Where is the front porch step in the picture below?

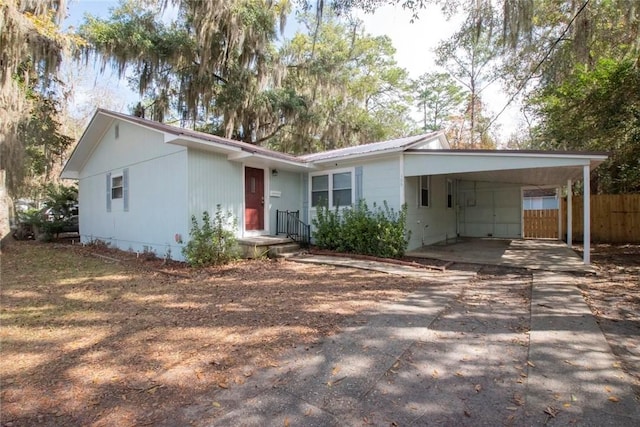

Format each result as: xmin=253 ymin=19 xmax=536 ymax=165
xmin=268 ymin=242 xmax=301 ymax=258
xmin=237 ymin=236 xmax=302 ymax=259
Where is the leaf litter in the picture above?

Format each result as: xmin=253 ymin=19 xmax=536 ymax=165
xmin=0 ymin=241 xmax=422 ymax=426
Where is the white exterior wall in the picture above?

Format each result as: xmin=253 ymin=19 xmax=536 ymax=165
xmin=187 ymin=150 xmax=244 ymax=234
xmin=404 ymin=175 xmax=457 ymax=250
xmin=457 ymin=180 xmax=522 ymax=238
xmin=307 ymin=156 xmax=402 ymax=239
xmin=268 ymin=170 xmax=304 ymax=234
xmin=78 ymin=119 xmax=189 ymax=259
xmin=361 ymin=157 xmax=402 ymax=210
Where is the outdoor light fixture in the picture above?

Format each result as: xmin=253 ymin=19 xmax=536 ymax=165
xmin=272 ymin=169 xmax=278 ymax=176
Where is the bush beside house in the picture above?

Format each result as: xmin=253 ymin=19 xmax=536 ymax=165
xmin=313 ymin=200 xmax=410 ymax=258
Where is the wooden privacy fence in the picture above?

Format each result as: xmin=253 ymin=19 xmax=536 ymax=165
xmin=523 ymin=209 xmax=559 ymax=239
xmin=561 ymin=194 xmax=640 ymax=243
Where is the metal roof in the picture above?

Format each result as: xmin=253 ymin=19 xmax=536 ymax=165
xmin=98 ymin=109 xmax=303 ymax=164
xmin=299 ymin=132 xmax=444 ymax=162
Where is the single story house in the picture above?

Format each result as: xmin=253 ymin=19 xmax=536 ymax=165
xmin=61 ymin=109 xmax=607 ymax=264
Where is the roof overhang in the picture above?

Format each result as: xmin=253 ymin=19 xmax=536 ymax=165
xmin=61 ymin=109 xmax=314 ymax=179
xmin=60 ymin=112 xmax=116 ymax=179
xmin=301 ymin=132 xmax=448 ymax=164
xmin=166 ymin=135 xmax=315 ymax=172
xmin=404 ymin=150 xmax=608 ymax=186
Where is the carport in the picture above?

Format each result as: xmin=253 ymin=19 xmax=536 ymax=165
xmin=403 ymin=149 xmax=609 ymax=265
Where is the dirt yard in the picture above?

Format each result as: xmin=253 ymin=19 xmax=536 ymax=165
xmin=1 ymin=241 xmax=426 ymax=426
xmin=577 ymin=244 xmax=640 ymax=396
xmin=1 ymin=240 xmax=638 ymax=426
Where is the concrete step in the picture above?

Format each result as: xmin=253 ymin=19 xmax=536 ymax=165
xmin=268 ymin=242 xmax=301 ymax=258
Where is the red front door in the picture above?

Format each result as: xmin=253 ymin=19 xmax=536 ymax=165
xmin=244 ymin=167 xmax=264 ymax=231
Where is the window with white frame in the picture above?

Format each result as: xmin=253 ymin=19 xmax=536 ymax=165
xmin=332 ymin=172 xmax=352 ymax=207
xmin=447 ymin=179 xmax=454 ymax=208
xmin=420 ymin=176 xmax=430 ymax=207
xmin=111 ymin=175 xmax=123 ymax=199
xmin=311 ymin=175 xmax=329 ymax=207
xmin=311 ymin=171 xmax=353 ymax=207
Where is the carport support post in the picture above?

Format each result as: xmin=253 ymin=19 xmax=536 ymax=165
xmin=567 ymin=179 xmax=572 ymax=247
xmin=583 ymin=166 xmax=591 ymax=265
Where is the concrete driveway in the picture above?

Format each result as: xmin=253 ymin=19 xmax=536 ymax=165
xmin=182 ymin=256 xmax=639 ymax=426
xmin=406 ymin=238 xmax=593 ymax=273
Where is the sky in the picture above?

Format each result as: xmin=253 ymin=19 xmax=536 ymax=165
xmin=63 ymin=0 xmax=521 ymax=139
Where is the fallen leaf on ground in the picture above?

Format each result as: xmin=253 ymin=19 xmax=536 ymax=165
xmin=608 ymin=396 xmax=620 ymax=402
xmin=544 ymin=406 xmax=559 ymax=418
xmin=513 ymin=393 xmax=524 ymax=406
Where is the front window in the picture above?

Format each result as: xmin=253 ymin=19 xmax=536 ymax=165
xmin=111 ymin=176 xmax=123 ymax=199
xmin=311 ymin=171 xmax=353 ymax=208
xmin=332 ymin=172 xmax=352 ymax=207
xmin=311 ymin=175 xmax=329 ymax=207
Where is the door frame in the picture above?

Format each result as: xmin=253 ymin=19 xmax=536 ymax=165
xmin=242 ymin=165 xmax=270 ymax=236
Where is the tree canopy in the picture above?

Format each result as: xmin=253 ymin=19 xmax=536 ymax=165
xmin=0 ymin=0 xmax=77 ymax=198
xmin=79 ymin=2 xmax=414 ymax=152
xmin=532 ymin=59 xmax=640 ymax=193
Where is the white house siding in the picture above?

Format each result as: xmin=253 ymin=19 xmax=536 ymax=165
xmin=360 ymin=157 xmax=403 ymax=210
xmin=187 ymin=150 xmax=244 ymax=235
xmin=78 ymin=119 xmax=189 ymax=259
xmin=457 ymin=181 xmax=522 ymax=238
xmin=404 ymin=175 xmax=457 ymax=250
xmin=268 ymin=169 xmax=304 ymax=234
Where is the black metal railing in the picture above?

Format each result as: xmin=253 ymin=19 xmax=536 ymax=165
xmin=276 ymin=210 xmax=311 ymax=248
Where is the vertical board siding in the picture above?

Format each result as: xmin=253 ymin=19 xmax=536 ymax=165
xmin=187 ymin=150 xmax=243 ymax=230
xmin=269 ymin=169 xmax=304 ymax=233
xmin=404 ymin=175 xmax=458 ymax=250
xmin=561 ymin=194 xmax=640 ymax=243
xmin=361 ymin=158 xmax=401 ymax=210
xmin=524 ymin=210 xmax=559 ymax=239
xmin=78 ymin=120 xmax=189 ymax=259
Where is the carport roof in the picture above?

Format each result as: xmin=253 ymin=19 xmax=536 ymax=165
xmin=404 ymin=149 xmax=608 ymax=186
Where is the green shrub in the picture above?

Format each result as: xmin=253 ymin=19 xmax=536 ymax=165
xmin=182 ymin=206 xmax=239 ymax=267
xmin=312 ymin=200 xmax=410 ymax=258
